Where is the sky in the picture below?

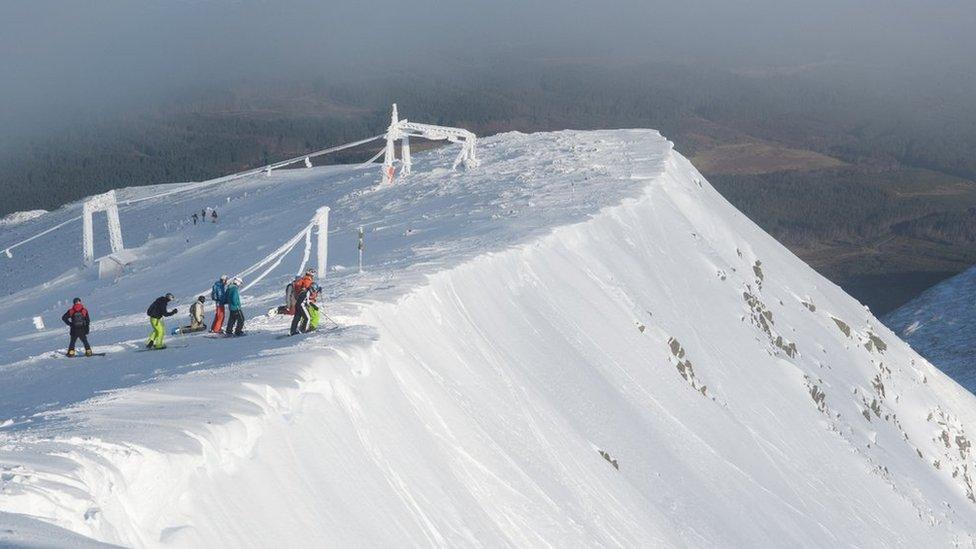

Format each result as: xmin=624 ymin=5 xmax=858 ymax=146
xmin=1 ymin=0 xmax=975 ymax=139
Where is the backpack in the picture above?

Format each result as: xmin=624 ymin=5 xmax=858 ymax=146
xmin=71 ymin=309 xmax=87 ymax=327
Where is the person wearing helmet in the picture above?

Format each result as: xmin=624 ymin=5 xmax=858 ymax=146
xmin=175 ymin=296 xmax=208 ymax=335
xmin=210 ymin=275 xmax=229 ymax=333
xmin=146 ymin=293 xmax=178 ymax=349
xmin=61 ymin=297 xmax=93 ymax=357
xmin=294 ymin=269 xmax=315 ymax=295
xmin=307 ymin=283 xmax=322 ymax=332
xmin=225 ymin=277 xmax=246 ymax=336
xmin=290 ymin=277 xmax=316 ymax=336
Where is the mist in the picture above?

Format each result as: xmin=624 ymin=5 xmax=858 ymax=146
xmin=2 ymin=0 xmax=975 ymax=137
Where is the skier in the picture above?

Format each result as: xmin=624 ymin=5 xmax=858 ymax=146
xmin=290 ymin=280 xmax=312 ymax=335
xmin=192 ymin=213 xmax=198 ymax=225
xmin=201 ymin=208 xmax=207 ymax=220
xmin=295 ymin=268 xmax=315 ymax=295
xmin=225 ymin=277 xmax=245 ymax=336
xmin=175 ymin=296 xmax=207 ymax=335
xmin=146 ymin=293 xmax=178 ymax=349
xmin=210 ymin=275 xmax=228 ymax=333
xmin=307 ymin=283 xmax=322 ymax=331
xmin=211 ymin=209 xmax=218 ymax=223
xmin=61 ymin=297 xmax=93 ymax=357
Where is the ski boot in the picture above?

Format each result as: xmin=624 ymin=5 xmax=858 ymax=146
xmin=85 ymin=349 xmax=93 ymax=357
xmin=66 ymin=349 xmax=76 ymax=357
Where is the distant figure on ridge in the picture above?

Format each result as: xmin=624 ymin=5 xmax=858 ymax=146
xmin=146 ymin=293 xmax=178 ymax=349
xmin=61 ymin=297 xmax=92 ymax=357
xmin=210 ymin=275 xmax=228 ymax=333
xmin=174 ymin=296 xmax=207 ymax=335
xmin=192 ymin=212 xmax=198 ymax=225
xmin=225 ymin=278 xmax=245 ymax=336
xmin=211 ymin=209 xmax=218 ymax=223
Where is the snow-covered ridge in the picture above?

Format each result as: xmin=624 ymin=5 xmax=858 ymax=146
xmin=0 ymin=210 xmax=47 ymax=227
xmin=3 ymin=130 xmax=976 ymax=546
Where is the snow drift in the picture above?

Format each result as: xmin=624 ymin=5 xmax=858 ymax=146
xmin=2 ymin=130 xmax=976 ymax=547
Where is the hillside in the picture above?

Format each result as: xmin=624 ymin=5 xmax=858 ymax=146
xmin=885 ymin=266 xmax=976 ymax=393
xmin=2 ymin=130 xmax=976 ymax=547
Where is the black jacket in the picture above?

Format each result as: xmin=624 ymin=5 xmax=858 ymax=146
xmin=147 ymin=297 xmax=177 ymax=319
xmin=295 ymin=287 xmax=310 ymax=306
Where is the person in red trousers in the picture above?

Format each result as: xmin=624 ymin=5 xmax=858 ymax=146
xmin=210 ymin=274 xmax=228 ymax=333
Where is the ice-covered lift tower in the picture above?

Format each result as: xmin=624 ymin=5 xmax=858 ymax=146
xmin=381 ymin=103 xmax=479 ymax=185
xmin=82 ymin=190 xmax=124 ymax=267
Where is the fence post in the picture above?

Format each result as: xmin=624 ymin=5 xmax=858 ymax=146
xmin=82 ymin=201 xmax=94 ymax=267
xmin=358 ymin=226 xmax=364 ymax=273
xmin=401 ymin=135 xmax=411 ymax=176
xmin=105 ymin=190 xmax=124 ymax=254
xmin=382 ymin=103 xmax=399 ymax=185
xmin=315 ymin=206 xmax=330 ymax=279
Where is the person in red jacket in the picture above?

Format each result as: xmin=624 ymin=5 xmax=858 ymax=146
xmin=61 ymin=297 xmax=92 ymax=357
xmin=294 ymin=269 xmax=315 ymax=295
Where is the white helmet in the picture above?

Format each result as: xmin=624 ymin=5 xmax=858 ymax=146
xmin=233 ymin=277 xmax=243 ymax=286
xmin=220 ymin=274 xmax=229 ymax=282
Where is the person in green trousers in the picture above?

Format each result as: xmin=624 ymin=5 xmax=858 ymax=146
xmin=146 ymin=293 xmax=178 ymax=349
xmin=305 ymin=283 xmax=323 ymax=331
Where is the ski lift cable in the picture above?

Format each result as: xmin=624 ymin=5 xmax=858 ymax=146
xmin=296 ymin=227 xmax=313 ymax=277
xmin=356 ymin=147 xmax=386 ymax=169
xmin=240 ymin=234 xmax=306 ymax=293
xmin=1 ymin=134 xmax=385 ymax=256
xmin=2 ymin=215 xmax=84 ymax=257
xmin=236 ymin=222 xmax=314 ymax=283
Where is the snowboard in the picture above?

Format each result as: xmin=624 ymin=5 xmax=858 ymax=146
xmin=267 ymin=306 xmax=293 ymax=317
xmin=275 ymin=326 xmax=339 ymax=340
xmin=173 ymin=327 xmax=208 ymax=336
xmin=135 ymin=344 xmax=189 ymax=352
xmin=62 ymin=352 xmax=107 ymax=357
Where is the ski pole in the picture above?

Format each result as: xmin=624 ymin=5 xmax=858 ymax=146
xmin=320 ymin=311 xmax=340 ymax=328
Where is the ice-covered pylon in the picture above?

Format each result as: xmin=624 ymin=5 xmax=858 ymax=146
xmin=380 ymin=103 xmax=479 ymax=185
xmin=82 ymin=190 xmax=125 ymax=266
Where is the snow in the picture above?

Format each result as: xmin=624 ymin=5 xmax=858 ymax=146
xmin=2 ymin=129 xmax=976 ymax=546
xmin=885 ymin=265 xmax=976 ymax=394
xmin=0 ymin=210 xmax=47 ymax=227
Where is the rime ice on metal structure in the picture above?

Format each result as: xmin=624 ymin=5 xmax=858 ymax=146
xmin=381 ymin=103 xmax=478 ymax=185
xmin=82 ymin=190 xmax=124 ymax=267
xmin=315 ymin=206 xmax=330 ymax=280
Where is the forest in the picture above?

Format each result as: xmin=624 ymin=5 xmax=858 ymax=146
xmin=2 ymin=60 xmax=975 ymax=312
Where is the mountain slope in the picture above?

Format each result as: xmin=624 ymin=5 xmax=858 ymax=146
xmin=885 ymin=265 xmax=976 ymax=393
xmin=2 ymin=130 xmax=976 ymax=547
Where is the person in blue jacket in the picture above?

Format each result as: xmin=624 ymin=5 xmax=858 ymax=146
xmin=224 ymin=277 xmax=245 ymax=336
xmin=210 ymin=275 xmax=228 ymax=333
